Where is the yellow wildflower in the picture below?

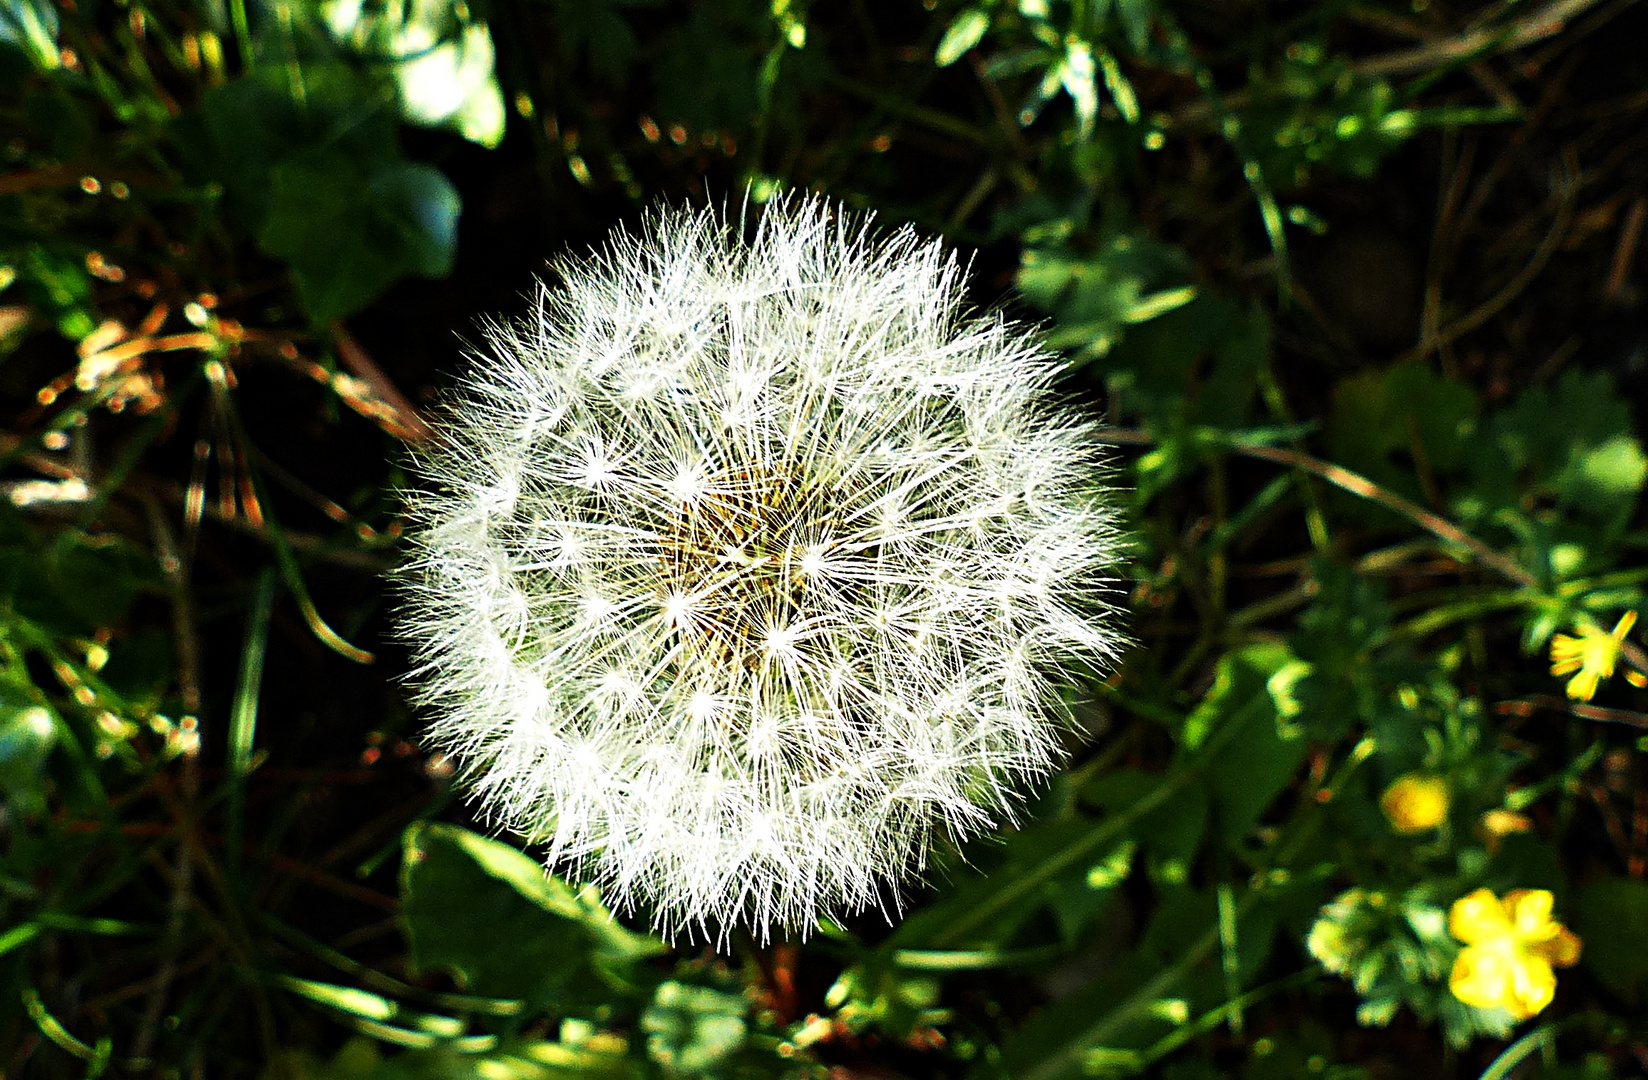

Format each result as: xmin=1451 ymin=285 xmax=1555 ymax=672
xmin=1448 ymin=888 xmax=1581 ymax=1019
xmin=1379 ymin=773 xmax=1450 ymax=834
xmin=1549 ymin=611 xmax=1645 ymax=701
xmin=1479 ymin=809 xmax=1532 ymax=853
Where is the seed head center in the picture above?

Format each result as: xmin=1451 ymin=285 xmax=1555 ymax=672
xmin=660 ymin=469 xmax=846 ymax=671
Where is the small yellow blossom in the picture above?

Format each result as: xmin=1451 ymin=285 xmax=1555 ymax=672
xmin=1448 ymin=888 xmax=1581 ymax=1019
xmin=1380 ymin=773 xmax=1450 ymax=834
xmin=1549 ymin=611 xmax=1644 ymax=701
xmin=1479 ymin=809 xmax=1532 ymax=853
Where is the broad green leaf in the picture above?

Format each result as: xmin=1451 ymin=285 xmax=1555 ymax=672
xmin=974 ymin=950 xmax=1181 ymax=1080
xmin=1326 ymin=360 xmax=1480 ymax=509
xmin=1494 ymin=371 xmax=1637 ymax=478
xmin=181 ymin=63 xmax=401 ymax=233
xmin=400 ymin=823 xmax=663 ymax=1006
xmin=97 ymin=628 xmax=174 ymax=704
xmin=892 ymin=699 xmax=1262 ymax=955
xmin=1468 ymin=369 xmax=1645 ymax=529
xmin=1572 ymin=434 xmax=1648 ymax=502
xmin=1288 ymin=564 xmax=1395 ymax=743
xmin=550 ymin=0 xmax=655 ymax=79
xmin=48 ymin=532 xmax=158 ymax=628
xmin=887 ymin=817 xmax=1138 ymax=952
xmin=1186 ymin=644 xmax=1309 ymax=844
xmin=0 ymin=527 xmax=159 ymax=636
xmin=258 ymin=150 xmax=461 ymax=324
xmin=1046 ymin=840 xmax=1135 ymax=941
xmin=885 ymin=833 xmax=1050 ymax=951
xmin=652 ymin=9 xmax=761 ymax=133
xmin=1096 ymin=293 xmax=1264 ymax=433
xmin=1086 ymin=769 xmax=1207 ymax=872
xmin=1574 ymin=876 xmax=1648 ymax=1002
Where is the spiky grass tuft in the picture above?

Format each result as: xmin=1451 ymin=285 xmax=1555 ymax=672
xmin=399 ymin=196 xmax=1126 ymax=943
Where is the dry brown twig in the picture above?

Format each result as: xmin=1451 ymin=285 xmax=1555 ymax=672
xmin=1353 ymin=0 xmax=1607 ymax=77
xmin=1094 ymin=427 xmax=1539 ymax=588
xmin=1400 ymin=147 xmax=1580 ymax=363
xmin=329 ymin=321 xmax=434 ymax=443
xmin=1096 ymin=429 xmax=1648 ymax=688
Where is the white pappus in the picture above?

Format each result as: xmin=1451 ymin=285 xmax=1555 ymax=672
xmin=398 ymin=195 xmax=1127 ymax=944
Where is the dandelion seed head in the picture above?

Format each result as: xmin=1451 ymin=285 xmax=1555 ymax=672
xmin=399 ymin=195 xmax=1127 ymax=944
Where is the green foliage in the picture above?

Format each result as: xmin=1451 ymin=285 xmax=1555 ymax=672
xmin=641 ymin=982 xmax=748 ymax=1076
xmin=650 ymin=8 xmax=766 ymax=135
xmin=1305 ymin=886 xmax=1511 ymax=1047
xmin=183 ymin=65 xmax=462 ymax=322
xmin=3 ymin=0 xmax=1647 ymax=1077
xmin=321 ymin=0 xmax=507 ymax=147
xmin=1015 ymin=211 xmax=1195 ymax=365
xmin=1240 ymin=43 xmax=1419 ymax=186
xmin=1574 ymin=877 xmax=1648 ymax=1004
xmin=545 ymin=0 xmax=655 ymax=82
xmin=401 ymin=823 xmax=663 ymax=1007
xmin=0 ymin=0 xmax=60 ymax=72
xmin=259 ymin=150 xmax=460 ymax=324
xmin=388 ymin=823 xmax=796 ymax=1076
xmin=12 ymin=243 xmax=97 ymax=338
xmin=0 ymin=670 xmax=57 ymax=816
xmin=1328 ymin=361 xmax=1480 ymax=501
xmin=269 ymin=1032 xmax=644 ymax=1078
xmin=1483 ymin=371 xmax=1648 ymax=526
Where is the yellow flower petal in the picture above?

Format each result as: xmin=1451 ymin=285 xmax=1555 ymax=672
xmin=1548 ymin=635 xmax=1586 ymax=672
xmin=1449 ymin=888 xmax=1511 ymax=945
xmin=1531 ymin=926 xmax=1583 ymax=969
xmin=1450 ymin=943 xmax=1515 ymax=1011
xmin=1380 ymin=773 xmax=1450 ymax=834
xmin=1508 ymin=953 xmax=1557 ymax=1019
xmin=1549 ymin=613 xmax=1639 ymax=701
xmin=1447 ymin=887 xmax=1581 ymax=1019
xmin=1506 ymin=889 xmax=1555 ymax=939
xmin=1565 ymin=669 xmax=1603 ymax=700
xmin=1613 ymin=610 xmax=1639 ymax=639
xmin=1481 ymin=809 xmax=1531 ymax=839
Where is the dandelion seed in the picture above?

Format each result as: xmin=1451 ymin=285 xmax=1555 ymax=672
xmin=399 ymin=195 xmax=1127 ymax=943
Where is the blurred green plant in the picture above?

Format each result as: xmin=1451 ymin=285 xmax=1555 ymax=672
xmin=4 ymin=0 xmax=1648 ymax=1077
